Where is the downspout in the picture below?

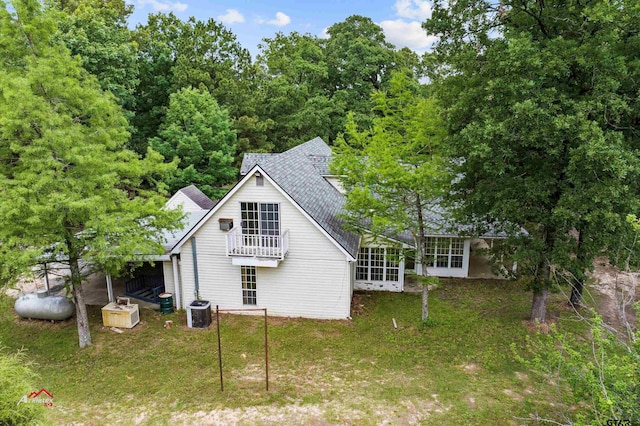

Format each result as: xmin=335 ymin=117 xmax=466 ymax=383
xmin=171 ymin=255 xmax=182 ymax=309
xmin=192 ymin=237 xmax=200 ymax=300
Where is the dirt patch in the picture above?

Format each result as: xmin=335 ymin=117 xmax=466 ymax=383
xmin=588 ymin=258 xmax=638 ymax=330
xmin=466 ymin=396 xmax=477 ymax=409
xmin=5 ymin=263 xmax=71 ymax=298
xmin=523 ymin=320 xmax=552 ymax=334
xmin=502 ymin=389 xmax=523 ymax=402
xmin=459 ymin=363 xmax=481 ymax=374
xmin=350 ymin=293 xmax=366 ymax=316
xmin=402 ymin=275 xmax=423 ymax=294
xmin=168 ymin=395 xmax=447 ymax=426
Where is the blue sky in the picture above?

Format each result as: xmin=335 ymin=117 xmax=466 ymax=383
xmin=127 ymin=0 xmax=437 ymax=56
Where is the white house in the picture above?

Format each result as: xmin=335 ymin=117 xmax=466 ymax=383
xmin=152 ymin=138 xmax=505 ymax=319
xmin=165 ymin=184 xmax=217 ymax=212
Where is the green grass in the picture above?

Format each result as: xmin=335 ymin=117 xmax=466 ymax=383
xmin=0 ymin=279 xmax=579 ymax=425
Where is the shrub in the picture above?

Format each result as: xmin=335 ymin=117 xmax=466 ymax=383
xmin=0 ymin=345 xmax=45 ymax=425
xmin=515 ymin=312 xmax=640 ymax=425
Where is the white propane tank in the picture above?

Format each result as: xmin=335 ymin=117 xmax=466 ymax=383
xmin=14 ymin=292 xmax=74 ymax=321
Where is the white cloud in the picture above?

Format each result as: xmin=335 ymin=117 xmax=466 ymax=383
xmin=267 ymin=12 xmax=291 ymax=27
xmin=137 ymin=0 xmax=187 ymax=12
xmin=218 ymin=9 xmax=244 ymax=24
xmin=379 ymin=19 xmax=437 ymax=52
xmin=319 ymin=27 xmax=330 ymax=39
xmin=394 ymin=0 xmax=432 ymax=20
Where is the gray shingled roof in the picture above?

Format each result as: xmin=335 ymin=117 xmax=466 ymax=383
xmin=241 ymin=137 xmax=361 ymax=258
xmin=240 ymin=153 xmax=276 ymax=175
xmin=239 ymin=138 xmax=515 ymax=258
xmin=178 ymin=185 xmax=216 ymax=210
xmin=421 ymin=202 xmax=515 ymax=239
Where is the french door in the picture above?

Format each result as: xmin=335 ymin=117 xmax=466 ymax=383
xmin=240 ymin=202 xmax=280 ymax=247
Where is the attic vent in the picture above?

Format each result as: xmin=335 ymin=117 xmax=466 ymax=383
xmin=255 ymin=171 xmax=264 ymax=186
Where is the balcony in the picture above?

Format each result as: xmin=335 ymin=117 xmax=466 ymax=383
xmin=225 ymin=226 xmax=289 ymax=267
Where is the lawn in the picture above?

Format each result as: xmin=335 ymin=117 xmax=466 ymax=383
xmin=0 ymin=279 xmax=577 ymax=425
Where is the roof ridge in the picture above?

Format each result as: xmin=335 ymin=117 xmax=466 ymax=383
xmin=238 ymin=137 xmax=359 ymax=258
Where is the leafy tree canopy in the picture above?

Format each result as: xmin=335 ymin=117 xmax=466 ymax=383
xmin=52 ymin=0 xmax=139 ymax=117
xmin=131 ymin=13 xmax=255 ymax=155
xmin=324 ymin=15 xmax=398 ymax=131
xmin=150 ymin=86 xmax=237 ymax=198
xmin=331 ymin=71 xmax=446 ymax=320
xmin=256 ymin=32 xmax=344 ymax=151
xmin=424 ymin=0 xmax=640 ymax=321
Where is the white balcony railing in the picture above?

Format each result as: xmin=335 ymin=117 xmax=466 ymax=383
xmin=225 ymin=226 xmax=289 ymax=259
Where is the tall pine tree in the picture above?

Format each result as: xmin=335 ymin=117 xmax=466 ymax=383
xmin=0 ymin=0 xmax=182 ymax=348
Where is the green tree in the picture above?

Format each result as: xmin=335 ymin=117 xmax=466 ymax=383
xmin=150 ymin=86 xmax=237 ymax=198
xmin=132 ymin=13 xmax=257 ymax=156
xmin=324 ymin=15 xmax=398 ymax=131
xmin=395 ymin=47 xmax=429 ymax=82
xmin=52 ymin=0 xmax=139 ymax=119
xmin=256 ymin=32 xmax=343 ymax=151
xmin=331 ymin=71 xmax=446 ymax=320
xmin=518 ymin=312 xmax=640 ymax=425
xmin=0 ymin=0 xmax=182 ymax=348
xmin=425 ymin=0 xmax=640 ymax=321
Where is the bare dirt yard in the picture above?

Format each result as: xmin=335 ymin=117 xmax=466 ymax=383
xmin=589 ymin=257 xmax=638 ymax=331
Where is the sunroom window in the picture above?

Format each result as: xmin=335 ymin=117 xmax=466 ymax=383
xmin=424 ymin=237 xmax=465 ymax=269
xmin=356 ymin=247 xmax=400 ymax=282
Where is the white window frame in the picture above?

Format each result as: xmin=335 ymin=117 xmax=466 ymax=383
xmin=356 ymin=247 xmax=401 ymax=283
xmin=424 ymin=237 xmax=465 ymax=269
xmin=240 ymin=202 xmax=280 ymax=236
xmin=241 ymin=266 xmax=257 ymax=305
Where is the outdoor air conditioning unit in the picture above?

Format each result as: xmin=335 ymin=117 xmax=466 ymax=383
xmin=101 ymin=302 xmax=140 ymax=329
xmin=219 ymin=218 xmax=233 ymax=231
xmin=187 ymin=300 xmax=212 ymax=328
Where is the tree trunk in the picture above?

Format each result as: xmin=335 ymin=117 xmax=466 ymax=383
xmin=569 ymin=229 xmax=585 ymax=308
xmin=530 ymin=224 xmax=553 ymax=323
xmin=530 ymin=255 xmax=551 ymax=323
xmin=416 ymin=193 xmax=430 ymax=321
xmin=530 ymin=287 xmax=549 ymax=323
xmin=70 ymin=257 xmax=92 ymax=348
xmin=569 ymin=279 xmax=583 ymax=308
xmin=422 ymin=284 xmax=429 ymax=321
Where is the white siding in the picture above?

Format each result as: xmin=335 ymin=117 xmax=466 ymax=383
xmin=178 ymin=175 xmax=352 ymax=319
xmin=166 ymin=192 xmax=202 ymax=212
xmin=162 ymin=261 xmax=175 ymax=295
xmin=355 ymin=278 xmax=403 ymax=292
xmin=162 ymin=261 xmax=180 ymax=309
xmin=180 ymin=239 xmax=196 ymax=304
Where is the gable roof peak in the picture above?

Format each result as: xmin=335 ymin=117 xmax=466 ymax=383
xmin=178 ymin=185 xmax=216 ymax=210
xmin=238 ymin=137 xmax=359 ymax=258
xmin=281 ymin=137 xmax=330 ymax=156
